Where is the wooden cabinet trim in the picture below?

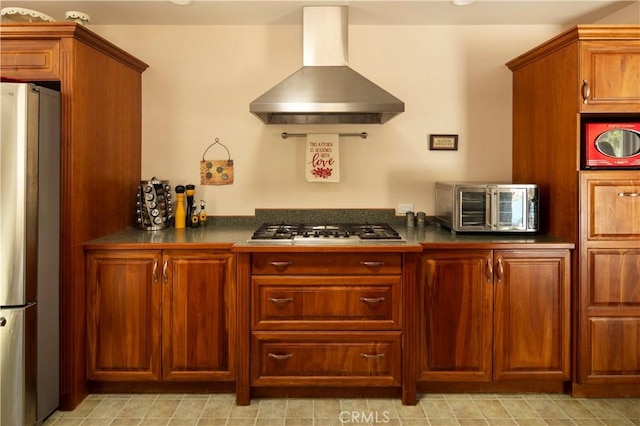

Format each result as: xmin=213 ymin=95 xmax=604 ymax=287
xmin=0 ymin=23 xmax=148 ymax=72
xmin=507 ymin=25 xmax=640 ymax=71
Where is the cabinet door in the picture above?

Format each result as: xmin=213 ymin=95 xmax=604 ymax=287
xmin=581 ymin=172 xmax=640 ymax=241
xmin=162 ymin=250 xmax=235 ymax=381
xmin=579 ymin=41 xmax=640 ymax=112
xmin=493 ymin=250 xmax=570 ymax=381
xmin=86 ymin=250 xmax=162 ymax=381
xmin=419 ymin=250 xmax=493 ymax=382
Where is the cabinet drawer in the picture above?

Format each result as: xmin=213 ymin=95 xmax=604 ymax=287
xmin=582 ymin=174 xmax=640 ymax=240
xmin=0 ymin=40 xmax=60 ymax=79
xmin=251 ymin=332 xmax=401 ymax=386
xmin=586 ymin=317 xmax=640 ymax=382
xmin=251 ymin=253 xmax=402 ymax=275
xmin=252 ymin=276 xmax=401 ymax=330
xmin=587 ymin=249 xmax=640 ymax=308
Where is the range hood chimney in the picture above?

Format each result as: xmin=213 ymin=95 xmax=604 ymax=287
xmin=249 ymin=6 xmax=405 ymax=125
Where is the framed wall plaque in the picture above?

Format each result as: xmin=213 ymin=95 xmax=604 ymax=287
xmin=429 ymin=134 xmax=458 ymax=151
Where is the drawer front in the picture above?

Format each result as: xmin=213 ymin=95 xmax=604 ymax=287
xmin=587 ymin=249 xmax=640 ymax=308
xmin=0 ymin=40 xmax=60 ymax=79
xmin=252 ymin=276 xmax=401 ymax=330
xmin=251 ymin=253 xmax=402 ymax=275
xmin=251 ymin=332 xmax=401 ymax=386
xmin=584 ymin=317 xmax=640 ymax=383
xmin=582 ymin=174 xmax=640 ymax=240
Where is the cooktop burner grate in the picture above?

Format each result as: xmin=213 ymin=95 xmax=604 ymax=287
xmin=248 ymin=223 xmax=405 ymax=243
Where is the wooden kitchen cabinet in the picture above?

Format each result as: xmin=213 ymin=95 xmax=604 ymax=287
xmin=508 ymin=25 xmax=640 ymax=397
xmin=578 ymin=172 xmax=640 ymax=385
xmin=418 ymin=248 xmax=570 ymax=390
xmin=1 ymin=23 xmax=148 ymax=409
xmin=235 ymin=250 xmax=420 ymax=404
xmin=250 ymin=253 xmax=402 ymax=386
xmin=86 ymin=249 xmax=235 ymax=384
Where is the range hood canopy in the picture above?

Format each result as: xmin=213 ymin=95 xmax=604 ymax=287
xmin=249 ymin=6 xmax=405 ymax=125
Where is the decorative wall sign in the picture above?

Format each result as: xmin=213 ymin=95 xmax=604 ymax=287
xmin=200 ymin=138 xmax=234 ymax=185
xmin=306 ymin=133 xmax=339 ymax=182
xmin=429 ymin=134 xmax=459 ymax=151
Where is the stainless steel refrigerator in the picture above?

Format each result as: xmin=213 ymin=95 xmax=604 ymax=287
xmin=1 ymin=82 xmax=60 ymax=426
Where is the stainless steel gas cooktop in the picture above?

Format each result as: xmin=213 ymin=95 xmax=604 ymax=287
xmin=247 ymin=223 xmax=406 ymax=244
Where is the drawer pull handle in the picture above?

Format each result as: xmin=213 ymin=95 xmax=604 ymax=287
xmin=618 ymin=192 xmax=639 ymax=197
xmin=268 ymin=353 xmax=294 ymax=360
xmin=269 ymin=261 xmax=293 ymax=267
xmin=360 ymin=353 xmax=386 ymax=360
xmin=268 ymin=297 xmax=294 ymax=304
xmin=361 ymin=261 xmax=385 ymax=267
xmin=360 ymin=297 xmax=386 ymax=304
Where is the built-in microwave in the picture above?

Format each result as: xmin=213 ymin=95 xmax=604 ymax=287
xmin=434 ymin=182 xmax=539 ymax=233
xmin=583 ymin=122 xmax=640 ymax=169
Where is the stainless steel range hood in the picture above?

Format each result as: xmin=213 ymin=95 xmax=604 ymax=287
xmin=249 ymin=6 xmax=405 ymax=125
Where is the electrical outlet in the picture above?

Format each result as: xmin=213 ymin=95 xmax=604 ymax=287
xmin=397 ymin=203 xmax=414 ymax=214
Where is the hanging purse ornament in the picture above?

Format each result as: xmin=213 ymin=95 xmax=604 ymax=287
xmin=200 ymin=138 xmax=234 ymax=185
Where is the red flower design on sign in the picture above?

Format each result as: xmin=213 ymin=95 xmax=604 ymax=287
xmin=312 ymin=167 xmax=333 ymax=178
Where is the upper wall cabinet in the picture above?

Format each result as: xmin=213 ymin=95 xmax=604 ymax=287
xmin=579 ymin=41 xmax=640 ymax=111
xmin=507 ymin=26 xmax=640 ymax=116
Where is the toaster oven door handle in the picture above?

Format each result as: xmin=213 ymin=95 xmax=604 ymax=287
xmin=487 ymin=189 xmax=496 ymax=230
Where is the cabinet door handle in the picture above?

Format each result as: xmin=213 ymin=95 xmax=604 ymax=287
xmin=267 ymin=297 xmax=294 ymax=304
xmin=581 ymin=79 xmax=590 ymax=104
xmin=0 ymin=317 xmax=6 ymax=327
xmin=360 ymin=353 xmax=386 ymax=359
xmin=361 ymin=261 xmax=385 ymax=267
xmin=360 ymin=297 xmax=386 ymax=304
xmin=486 ymin=258 xmax=493 ymax=282
xmin=268 ymin=353 xmax=294 ymax=360
xmin=618 ymin=192 xmax=639 ymax=197
xmin=497 ymin=257 xmax=504 ymax=283
xmin=152 ymin=260 xmax=158 ymax=283
xmin=269 ymin=261 xmax=293 ymax=267
xmin=162 ymin=259 xmax=168 ymax=283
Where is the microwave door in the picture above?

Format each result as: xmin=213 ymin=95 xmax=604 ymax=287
xmin=493 ymin=188 xmax=527 ymax=231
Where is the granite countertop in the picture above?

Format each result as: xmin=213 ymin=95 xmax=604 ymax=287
xmin=85 ymin=209 xmax=574 ymax=251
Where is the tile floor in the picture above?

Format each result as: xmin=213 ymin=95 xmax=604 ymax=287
xmin=43 ymin=393 xmax=640 ymax=426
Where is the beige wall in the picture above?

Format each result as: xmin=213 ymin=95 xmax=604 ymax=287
xmin=92 ymin=24 xmax=566 ymax=215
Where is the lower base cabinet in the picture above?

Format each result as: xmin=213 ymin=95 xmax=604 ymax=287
xmin=418 ymin=249 xmax=571 ymax=386
xmin=86 ymin=249 xmax=235 ymax=383
xmin=237 ymin=251 xmax=411 ymax=403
